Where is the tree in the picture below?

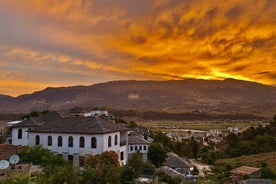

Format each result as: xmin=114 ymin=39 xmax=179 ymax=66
xmin=153 ymin=131 xmax=173 ymax=150
xmin=128 ymin=121 xmax=138 ymax=128
xmin=225 ymin=133 xmax=239 ymax=148
xmin=270 ymin=114 xmax=276 ymax=127
xmin=84 ymin=151 xmax=121 ymax=184
xmin=148 ymin=143 xmax=167 ymax=167
xmin=191 ymin=139 xmax=199 ymax=159
xmin=18 ymin=146 xmax=79 ymax=184
xmin=126 ymin=151 xmax=144 ymax=178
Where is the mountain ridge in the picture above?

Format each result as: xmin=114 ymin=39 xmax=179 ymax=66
xmin=0 ymin=78 xmax=275 ymax=116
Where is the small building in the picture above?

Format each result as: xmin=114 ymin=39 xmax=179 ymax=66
xmin=84 ymin=110 xmax=108 ymax=117
xmin=128 ymin=133 xmax=150 ymax=162
xmin=163 ymin=152 xmax=191 ymax=175
xmin=230 ymin=166 xmax=261 ymax=181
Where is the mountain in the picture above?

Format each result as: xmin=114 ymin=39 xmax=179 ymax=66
xmin=0 ymin=94 xmax=13 ymax=106
xmin=0 ymin=79 xmax=276 ymax=117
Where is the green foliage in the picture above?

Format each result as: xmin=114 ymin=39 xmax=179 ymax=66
xmin=21 ymin=110 xmax=39 ymax=119
xmin=128 ymin=121 xmax=138 ymax=128
xmin=153 ymin=131 xmax=174 ymax=150
xmin=0 ymin=174 xmax=30 ymax=184
xmin=218 ymin=120 xmax=276 ymax=159
xmin=18 ymin=146 xmax=79 ymax=184
xmin=261 ymin=166 xmax=276 ymax=179
xmin=126 ymin=151 xmax=144 ymax=178
xmin=156 ymin=171 xmax=182 ymax=184
xmin=191 ymin=138 xmax=199 ymax=159
xmin=83 ymin=151 xmax=121 ymax=184
xmin=19 ymin=146 xmax=58 ymax=166
xmin=143 ymin=162 xmax=156 ymax=176
xmin=270 ymin=114 xmax=276 ymax=127
xmin=115 ymin=118 xmax=128 ymax=124
xmin=148 ymin=142 xmax=167 ymax=167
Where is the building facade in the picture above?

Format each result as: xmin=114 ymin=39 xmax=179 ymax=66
xmin=11 ymin=112 xmax=129 ymax=166
xmin=128 ymin=133 xmax=150 ymax=162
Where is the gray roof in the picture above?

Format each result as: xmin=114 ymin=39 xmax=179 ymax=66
xmin=28 ymin=116 xmax=128 ymax=134
xmin=163 ymin=152 xmax=191 ymax=169
xmin=128 ymin=134 xmax=150 ymax=145
xmin=12 ymin=111 xmax=62 ymax=128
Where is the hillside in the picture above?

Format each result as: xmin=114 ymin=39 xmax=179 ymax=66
xmin=0 ymin=79 xmax=276 ymax=116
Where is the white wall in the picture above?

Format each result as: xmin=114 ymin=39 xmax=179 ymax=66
xmin=128 ymin=144 xmax=149 ymax=162
xmin=28 ymin=131 xmax=128 ymax=165
xmin=28 ymin=133 xmax=105 ymax=155
xmin=12 ymin=127 xmax=29 ymax=146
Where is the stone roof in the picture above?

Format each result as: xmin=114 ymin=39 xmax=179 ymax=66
xmin=156 ymin=166 xmax=186 ymax=180
xmin=163 ymin=152 xmax=191 ymax=169
xmin=231 ymin=166 xmax=260 ymax=175
xmin=12 ymin=111 xmax=62 ymax=128
xmin=28 ymin=116 xmax=128 ymax=134
xmin=128 ymin=133 xmax=150 ymax=145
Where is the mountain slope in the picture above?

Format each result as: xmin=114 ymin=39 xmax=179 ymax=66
xmin=1 ymin=79 xmax=276 ymax=116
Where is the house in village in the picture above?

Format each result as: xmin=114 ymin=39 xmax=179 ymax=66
xmin=11 ymin=112 xmax=129 ymax=167
xmin=230 ymin=166 xmax=261 ymax=182
xmin=163 ymin=152 xmax=191 ymax=175
xmin=128 ymin=132 xmax=150 ymax=162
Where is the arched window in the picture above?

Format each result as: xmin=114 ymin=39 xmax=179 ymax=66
xmin=35 ymin=135 xmax=40 ymax=145
xmin=18 ymin=129 xmax=22 ymax=139
xmin=80 ymin=136 xmax=85 ymax=148
xmin=114 ymin=135 xmax=118 ymax=145
xmin=48 ymin=136 xmax=52 ymax=146
xmin=91 ymin=137 xmax=97 ymax=148
xmin=58 ymin=136 xmax=62 ymax=147
xmin=108 ymin=136 xmax=112 ymax=147
xmin=68 ymin=136 xmax=73 ymax=147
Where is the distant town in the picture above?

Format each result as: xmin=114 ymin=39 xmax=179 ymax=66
xmin=0 ymin=108 xmax=275 ymax=184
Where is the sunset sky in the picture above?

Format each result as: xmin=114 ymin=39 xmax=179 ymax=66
xmin=0 ymin=0 xmax=275 ymax=96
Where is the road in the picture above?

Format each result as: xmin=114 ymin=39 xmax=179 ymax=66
xmin=189 ymin=159 xmax=211 ymax=177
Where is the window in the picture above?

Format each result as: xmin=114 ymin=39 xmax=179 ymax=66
xmin=144 ymin=146 xmax=147 ymax=151
xmin=68 ymin=136 xmax=73 ymax=147
xmin=58 ymin=136 xmax=62 ymax=147
xmin=120 ymin=151 xmax=124 ymax=161
xmin=48 ymin=136 xmax=52 ymax=146
xmin=130 ymin=146 xmax=133 ymax=151
xmin=91 ymin=137 xmax=97 ymax=148
xmin=114 ymin=135 xmax=118 ymax=145
xmin=135 ymin=146 xmax=137 ymax=151
xmin=80 ymin=136 xmax=85 ymax=148
xmin=35 ymin=135 xmax=40 ymax=145
xmin=108 ymin=136 xmax=112 ymax=147
xmin=139 ymin=146 xmax=142 ymax=150
xmin=18 ymin=129 xmax=22 ymax=139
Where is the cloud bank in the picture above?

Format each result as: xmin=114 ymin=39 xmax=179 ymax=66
xmin=0 ymin=0 xmax=275 ymax=96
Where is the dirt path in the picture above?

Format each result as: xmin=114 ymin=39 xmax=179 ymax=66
xmin=189 ymin=159 xmax=211 ymax=177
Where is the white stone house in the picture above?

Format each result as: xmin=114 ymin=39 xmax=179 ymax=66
xmin=11 ymin=112 xmax=129 ymax=166
xmin=128 ymin=133 xmax=150 ymax=162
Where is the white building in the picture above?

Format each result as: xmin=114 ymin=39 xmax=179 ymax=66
xmin=11 ymin=112 xmax=129 ymax=167
xmin=128 ymin=133 xmax=150 ymax=162
xmin=84 ymin=110 xmax=108 ymax=117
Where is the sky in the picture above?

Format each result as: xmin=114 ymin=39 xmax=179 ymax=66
xmin=0 ymin=0 xmax=275 ymax=97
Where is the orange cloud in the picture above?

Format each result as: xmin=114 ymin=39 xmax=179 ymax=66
xmin=0 ymin=0 xmax=275 ymax=96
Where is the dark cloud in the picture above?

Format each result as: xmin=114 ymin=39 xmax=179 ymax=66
xmin=225 ymin=5 xmax=244 ymax=20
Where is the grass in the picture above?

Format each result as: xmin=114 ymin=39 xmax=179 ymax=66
xmin=215 ymin=152 xmax=276 ymax=172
